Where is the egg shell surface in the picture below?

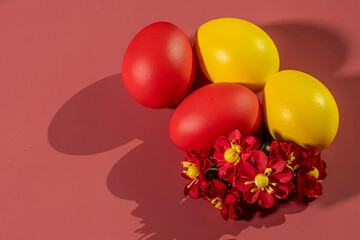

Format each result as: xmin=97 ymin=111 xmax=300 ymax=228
xmin=194 ymin=18 xmax=279 ymax=93
xmin=122 ymin=22 xmax=195 ymax=108
xmin=263 ymin=70 xmax=339 ymax=151
xmin=169 ymin=82 xmax=262 ymax=151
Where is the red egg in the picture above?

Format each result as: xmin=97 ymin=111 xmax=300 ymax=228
xmin=122 ymin=22 xmax=195 ymax=108
xmin=169 ymin=83 xmax=262 ymax=151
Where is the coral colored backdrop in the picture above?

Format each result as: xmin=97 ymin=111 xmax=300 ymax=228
xmin=1 ymin=0 xmax=360 ymax=239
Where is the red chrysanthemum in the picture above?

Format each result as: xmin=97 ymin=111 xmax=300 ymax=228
xmin=269 ymin=141 xmax=309 ymax=172
xmin=204 ymin=180 xmax=242 ymax=221
xmin=213 ymin=129 xmax=260 ymax=181
xmin=181 ymin=150 xmax=212 ymax=199
xmin=296 ymin=151 xmax=327 ymax=199
xmin=235 ymin=150 xmax=294 ymax=208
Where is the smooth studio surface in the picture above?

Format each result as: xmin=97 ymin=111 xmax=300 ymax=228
xmin=1 ymin=1 xmax=360 ymax=240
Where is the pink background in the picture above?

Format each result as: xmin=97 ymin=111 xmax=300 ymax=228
xmin=1 ymin=0 xmax=360 ymax=239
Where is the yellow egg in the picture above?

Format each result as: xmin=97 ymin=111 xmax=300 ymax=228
xmin=194 ymin=18 xmax=279 ymax=92
xmin=263 ymin=70 xmax=339 ymax=151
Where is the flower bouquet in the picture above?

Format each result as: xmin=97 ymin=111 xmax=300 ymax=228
xmin=181 ymin=129 xmax=327 ymax=220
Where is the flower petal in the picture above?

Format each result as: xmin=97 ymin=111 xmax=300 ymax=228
xmin=244 ymin=188 xmax=260 ymax=204
xmin=228 ymin=204 xmax=241 ymax=220
xmin=267 ymin=156 xmax=286 ymax=173
xmin=225 ymin=193 xmax=237 ymax=204
xmin=297 ymin=175 xmax=323 ymax=198
xmin=235 ymin=177 xmax=255 ymax=192
xmin=213 ymin=151 xmax=226 ymax=165
xmin=235 ymin=203 xmax=242 ymax=215
xmin=218 ymin=166 xmax=227 ymax=180
xmin=314 ymin=160 xmax=327 ymax=180
xmin=221 ymin=205 xmax=229 ymax=221
xmin=241 ymin=136 xmax=260 ymax=150
xmin=309 ymin=182 xmax=323 ymax=197
xmin=238 ymin=161 xmax=258 ymax=179
xmin=190 ymin=157 xmax=201 ymax=169
xmin=228 ymin=129 xmax=242 ymax=144
xmin=258 ymin=191 xmax=275 ymax=208
xmin=252 ymin=150 xmax=268 ymax=172
xmin=274 ymin=183 xmax=293 ymax=199
xmin=269 ymin=141 xmax=281 ymax=158
xmin=270 ymin=169 xmax=293 ymax=183
xmin=227 ymin=171 xmax=237 ymax=187
xmin=184 ymin=152 xmax=191 ymax=162
xmin=240 ymin=136 xmax=260 ymax=161
xmin=185 ymin=182 xmax=200 ymax=199
xmin=198 ymin=174 xmax=210 ymax=189
xmin=181 ymin=172 xmax=191 ymax=180
xmin=211 ymin=179 xmax=227 ymax=192
xmin=205 ymin=180 xmax=227 ymax=199
xmin=240 ymin=152 xmax=254 ymax=162
xmin=214 ymin=138 xmax=230 ymax=151
xmin=201 ymin=158 xmax=212 ymax=172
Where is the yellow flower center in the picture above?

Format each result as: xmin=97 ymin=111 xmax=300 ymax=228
xmin=307 ymin=167 xmax=319 ymax=179
xmin=187 ymin=165 xmax=199 ymax=179
xmin=224 ymin=141 xmax=241 ymax=163
xmin=224 ymin=148 xmax=239 ymax=163
xmin=254 ymin=174 xmax=269 ymax=189
xmin=210 ymin=197 xmax=223 ymax=209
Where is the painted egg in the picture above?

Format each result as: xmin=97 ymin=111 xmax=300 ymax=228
xmin=194 ymin=18 xmax=279 ymax=92
xmin=263 ymin=70 xmax=339 ymax=151
xmin=169 ymin=83 xmax=262 ymax=151
xmin=122 ymin=22 xmax=195 ymax=108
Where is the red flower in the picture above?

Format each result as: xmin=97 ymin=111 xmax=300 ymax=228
xmin=204 ymin=180 xmax=242 ymax=221
xmin=204 ymin=179 xmax=227 ymax=200
xmin=213 ymin=129 xmax=260 ymax=181
xmin=221 ymin=188 xmax=243 ymax=221
xmin=296 ymin=151 xmax=327 ymax=199
xmin=235 ymin=150 xmax=294 ymax=208
xmin=270 ymin=141 xmax=309 ymax=171
xmin=181 ymin=150 xmax=212 ymax=199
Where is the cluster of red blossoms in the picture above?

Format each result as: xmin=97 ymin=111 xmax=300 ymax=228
xmin=181 ymin=129 xmax=327 ymax=220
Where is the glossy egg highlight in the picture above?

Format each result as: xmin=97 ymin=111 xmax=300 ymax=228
xmin=169 ymin=83 xmax=262 ymax=151
xmin=122 ymin=22 xmax=195 ymax=108
xmin=263 ymin=70 xmax=339 ymax=151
